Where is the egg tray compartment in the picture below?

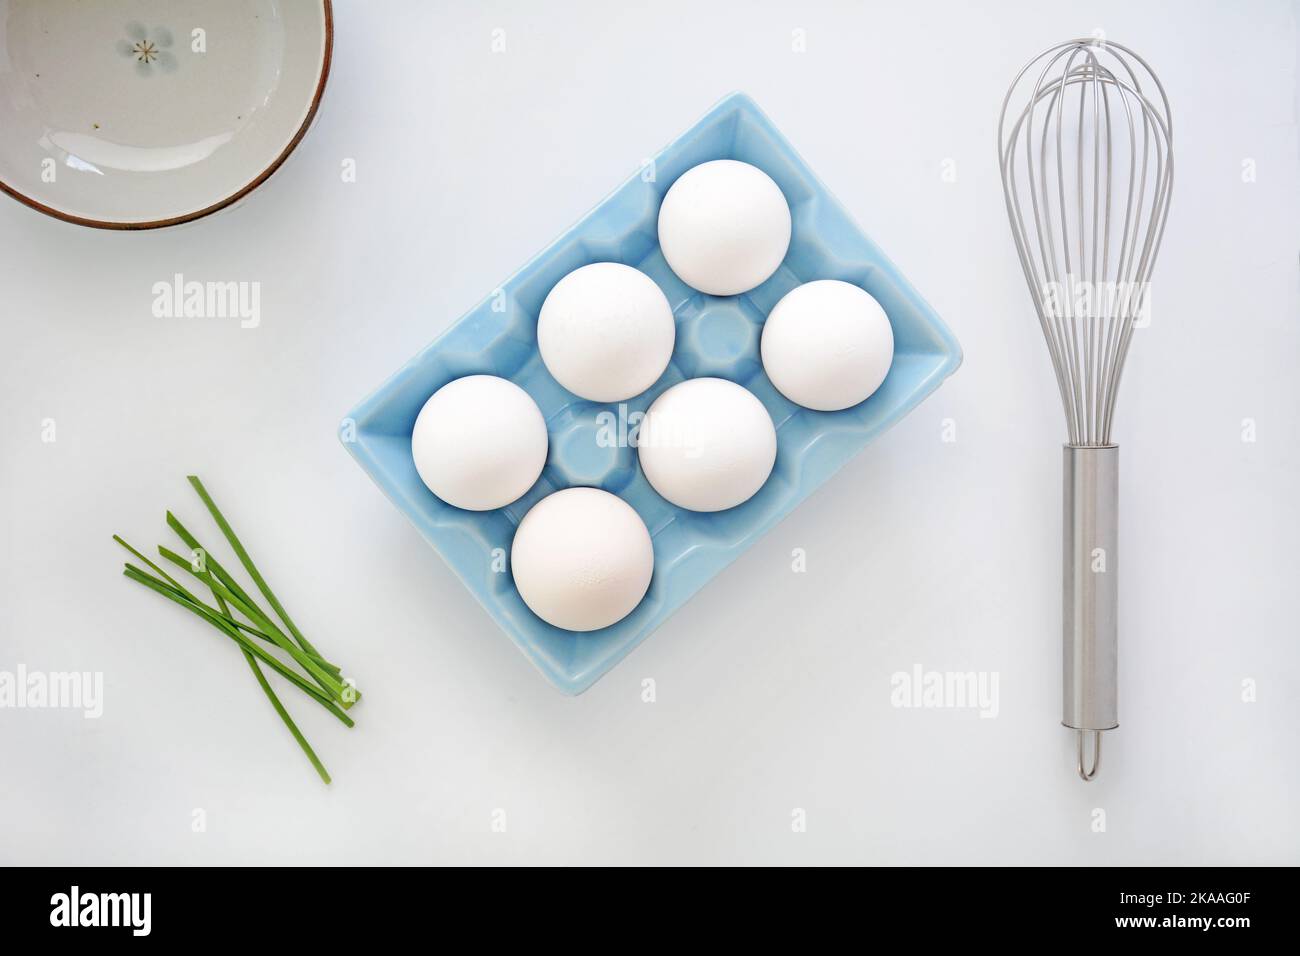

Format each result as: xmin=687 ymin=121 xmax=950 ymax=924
xmin=342 ymin=92 xmax=962 ymax=694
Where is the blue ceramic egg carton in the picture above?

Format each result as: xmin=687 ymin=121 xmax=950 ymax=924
xmin=342 ymin=92 xmax=961 ymax=694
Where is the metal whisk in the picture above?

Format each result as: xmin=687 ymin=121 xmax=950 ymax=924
xmin=997 ymin=38 xmax=1174 ymax=781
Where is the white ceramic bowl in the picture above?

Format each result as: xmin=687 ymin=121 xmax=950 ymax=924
xmin=0 ymin=0 xmax=332 ymax=229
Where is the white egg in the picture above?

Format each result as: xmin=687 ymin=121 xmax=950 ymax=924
xmin=657 ymin=159 xmax=792 ymax=296
xmin=538 ymin=262 xmax=676 ymax=402
xmin=410 ymin=375 xmax=548 ymax=511
xmin=761 ymin=280 xmax=895 ymax=411
xmin=511 ymin=488 xmax=654 ymax=632
xmin=638 ymin=377 xmax=777 ymax=512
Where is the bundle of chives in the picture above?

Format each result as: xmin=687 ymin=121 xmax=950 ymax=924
xmin=115 ymin=476 xmax=357 ymax=784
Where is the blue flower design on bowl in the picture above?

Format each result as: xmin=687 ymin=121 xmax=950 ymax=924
xmin=115 ymin=22 xmax=177 ymax=75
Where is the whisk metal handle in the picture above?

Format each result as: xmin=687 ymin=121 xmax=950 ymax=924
xmin=1062 ymin=445 xmax=1119 ymax=778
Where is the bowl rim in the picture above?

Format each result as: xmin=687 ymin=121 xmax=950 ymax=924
xmin=0 ymin=0 xmax=334 ymax=231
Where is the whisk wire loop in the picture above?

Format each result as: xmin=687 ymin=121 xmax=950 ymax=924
xmin=999 ymin=38 xmax=1173 ymax=447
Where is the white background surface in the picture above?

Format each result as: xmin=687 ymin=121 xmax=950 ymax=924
xmin=2 ymin=0 xmax=1298 ymax=866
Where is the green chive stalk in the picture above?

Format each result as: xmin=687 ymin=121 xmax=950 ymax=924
xmin=114 ymin=477 xmax=358 ymax=783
